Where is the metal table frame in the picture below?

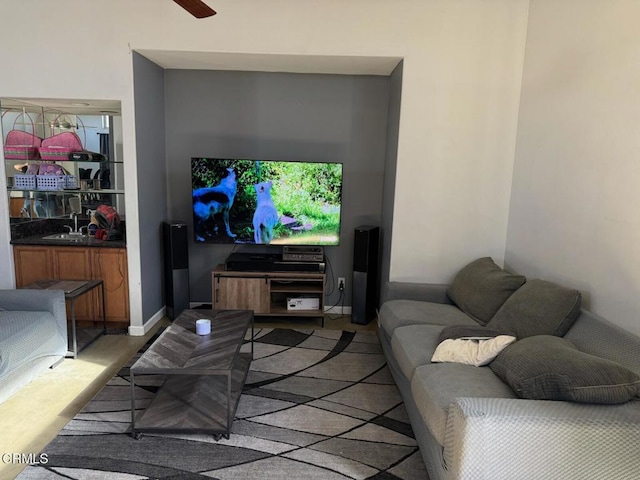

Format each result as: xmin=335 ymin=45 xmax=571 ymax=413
xmin=64 ymin=279 xmax=107 ymax=357
xmin=24 ymin=279 xmax=107 ymax=358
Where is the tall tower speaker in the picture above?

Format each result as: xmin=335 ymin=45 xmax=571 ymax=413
xmin=351 ymin=225 xmax=380 ymax=325
xmin=163 ymin=221 xmax=190 ymax=320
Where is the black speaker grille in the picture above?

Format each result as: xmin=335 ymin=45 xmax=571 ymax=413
xmin=165 ymin=223 xmax=189 ymax=269
xmin=353 ymin=226 xmax=379 ymax=273
xmin=351 ymin=225 xmax=380 ymax=325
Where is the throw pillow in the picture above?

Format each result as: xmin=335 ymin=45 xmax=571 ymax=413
xmin=490 ymin=335 xmax=640 ymax=404
xmin=486 ymin=279 xmax=581 ymax=338
xmin=431 ymin=335 xmax=517 ymax=367
xmin=436 ymin=324 xmax=512 ymax=344
xmin=447 ymin=257 xmax=526 ymax=325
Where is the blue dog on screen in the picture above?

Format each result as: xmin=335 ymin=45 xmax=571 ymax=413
xmin=253 ymin=181 xmax=279 ymax=244
xmin=193 ymin=168 xmax=237 ymax=241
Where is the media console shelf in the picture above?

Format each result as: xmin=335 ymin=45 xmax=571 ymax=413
xmin=212 ymin=265 xmax=325 ymax=326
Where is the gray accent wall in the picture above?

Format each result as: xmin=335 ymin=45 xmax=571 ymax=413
xmin=380 ymin=61 xmax=403 ymax=291
xmin=163 ymin=70 xmax=392 ymax=307
xmin=132 ymin=52 xmax=168 ymax=322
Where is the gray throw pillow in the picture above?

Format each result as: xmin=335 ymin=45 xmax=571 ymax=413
xmin=447 ymin=257 xmax=526 ymax=326
xmin=490 ymin=335 xmax=640 ymax=404
xmin=486 ymin=278 xmax=581 ymax=338
xmin=437 ymin=324 xmax=509 ymax=344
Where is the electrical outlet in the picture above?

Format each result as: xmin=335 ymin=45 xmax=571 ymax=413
xmin=338 ymin=277 xmax=346 ymax=291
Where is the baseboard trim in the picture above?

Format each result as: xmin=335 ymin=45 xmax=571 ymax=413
xmin=325 ymin=305 xmax=352 ymax=315
xmin=128 ymin=306 xmax=165 ymax=336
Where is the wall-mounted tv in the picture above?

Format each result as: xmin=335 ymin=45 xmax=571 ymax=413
xmin=191 ymin=158 xmax=343 ymax=246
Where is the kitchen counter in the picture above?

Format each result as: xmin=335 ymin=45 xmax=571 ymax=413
xmin=11 ymin=233 xmax=126 ymax=249
xmin=10 ymin=218 xmax=126 ymax=249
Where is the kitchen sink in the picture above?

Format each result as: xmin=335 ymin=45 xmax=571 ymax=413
xmin=42 ymin=233 xmax=87 ymax=241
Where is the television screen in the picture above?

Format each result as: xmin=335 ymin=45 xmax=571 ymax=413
xmin=191 ymin=158 xmax=343 ymax=245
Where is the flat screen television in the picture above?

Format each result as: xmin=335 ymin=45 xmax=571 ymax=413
xmin=191 ymin=157 xmax=343 ymax=245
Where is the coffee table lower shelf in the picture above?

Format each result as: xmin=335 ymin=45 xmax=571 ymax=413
xmin=130 ymin=353 xmax=251 ymax=440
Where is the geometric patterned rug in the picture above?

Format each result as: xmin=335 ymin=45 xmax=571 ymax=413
xmin=17 ymin=328 xmax=429 ymax=479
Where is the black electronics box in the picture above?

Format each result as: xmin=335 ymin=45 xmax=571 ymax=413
xmin=69 ymin=151 xmax=107 ymax=162
xmin=225 ymin=253 xmax=325 ymax=273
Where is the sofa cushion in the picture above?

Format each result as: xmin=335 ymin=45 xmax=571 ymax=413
xmin=436 ymin=324 xmax=510 ymax=343
xmin=411 ymin=363 xmax=518 ymax=445
xmin=564 ymin=311 xmax=640 ymax=375
xmin=486 ymin=279 xmax=581 ymax=338
xmin=447 ymin=257 xmax=526 ymax=325
xmin=391 ymin=324 xmax=444 ymax=380
xmin=379 ymin=299 xmax=477 ymax=338
xmin=490 ymin=335 xmax=640 ymax=404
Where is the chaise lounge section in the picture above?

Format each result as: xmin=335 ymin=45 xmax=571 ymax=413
xmin=0 ymin=289 xmax=68 ymax=404
xmin=378 ymin=257 xmax=640 ymax=480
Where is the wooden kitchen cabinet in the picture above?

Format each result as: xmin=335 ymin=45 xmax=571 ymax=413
xmin=51 ymin=246 xmax=93 ymax=320
xmin=13 ymin=245 xmax=130 ymax=325
xmin=13 ymin=245 xmax=53 ymax=287
xmin=91 ymin=248 xmax=129 ymax=323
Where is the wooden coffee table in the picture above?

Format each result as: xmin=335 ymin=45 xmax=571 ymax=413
xmin=130 ymin=309 xmax=253 ymax=439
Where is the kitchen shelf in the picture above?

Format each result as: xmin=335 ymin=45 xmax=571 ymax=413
xmin=2 ymin=98 xmax=125 ymax=220
xmin=5 ymin=159 xmax=124 ymax=165
xmin=10 ymin=188 xmax=124 ymax=194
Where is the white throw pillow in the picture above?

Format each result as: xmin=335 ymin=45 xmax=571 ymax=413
xmin=431 ymin=335 xmax=517 ymax=367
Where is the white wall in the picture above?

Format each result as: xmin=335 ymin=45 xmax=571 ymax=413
xmin=506 ymin=0 xmax=640 ymax=336
xmin=0 ymin=1 xmax=529 ymax=325
xmin=390 ymin=4 xmax=529 ymax=280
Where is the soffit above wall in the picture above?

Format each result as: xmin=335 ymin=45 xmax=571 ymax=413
xmin=135 ymin=49 xmax=402 ymax=76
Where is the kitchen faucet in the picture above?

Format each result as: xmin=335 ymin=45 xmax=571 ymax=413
xmin=65 ymin=212 xmax=86 ymax=235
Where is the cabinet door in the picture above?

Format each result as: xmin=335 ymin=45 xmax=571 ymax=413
xmin=13 ymin=246 xmax=53 ymax=287
xmin=91 ymin=248 xmax=129 ymax=323
xmin=213 ymin=276 xmax=270 ymax=313
xmin=51 ymin=246 xmax=93 ymax=321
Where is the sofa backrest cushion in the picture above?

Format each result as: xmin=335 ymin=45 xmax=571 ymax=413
xmin=447 ymin=257 xmax=526 ymax=326
xmin=564 ymin=310 xmax=640 ymax=374
xmin=486 ymin=278 xmax=581 ymax=338
xmin=490 ymin=335 xmax=640 ymax=404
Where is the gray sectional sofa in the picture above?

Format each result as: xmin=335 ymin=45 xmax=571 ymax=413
xmin=378 ymin=257 xmax=640 ymax=480
xmin=0 ymin=289 xmax=68 ymax=404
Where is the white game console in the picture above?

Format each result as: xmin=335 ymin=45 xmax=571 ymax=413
xmin=287 ymin=296 xmax=320 ymax=311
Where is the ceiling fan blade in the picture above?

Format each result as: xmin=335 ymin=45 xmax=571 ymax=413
xmin=173 ymin=0 xmax=216 ymax=18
